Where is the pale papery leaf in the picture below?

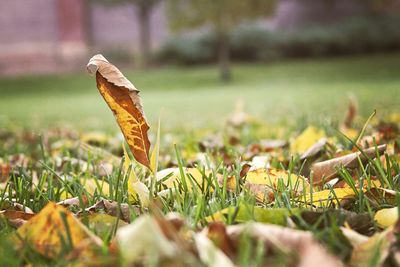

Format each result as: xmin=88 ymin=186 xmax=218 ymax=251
xmin=194 ymin=232 xmax=235 ymax=267
xmin=116 ymin=215 xmax=197 ymax=266
xmin=226 ymin=223 xmax=343 ymax=267
xmin=351 ymin=225 xmax=396 ymax=267
xmin=340 ymin=227 xmax=369 ymax=247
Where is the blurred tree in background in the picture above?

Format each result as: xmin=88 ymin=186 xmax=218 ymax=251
xmin=167 ymin=0 xmax=276 ymax=82
xmin=98 ymin=0 xmax=162 ymax=67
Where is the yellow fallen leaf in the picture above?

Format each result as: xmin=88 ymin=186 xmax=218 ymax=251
xmin=87 ymin=54 xmax=151 ymax=169
xmin=375 ymin=207 xmax=398 ymax=228
xmin=123 ymin=145 xmax=149 ymax=206
xmin=389 ymin=112 xmax=400 ymax=123
xmin=156 ymin=167 xmax=212 ymax=191
xmin=60 ymin=178 xmax=110 ymax=200
xmin=246 ymin=168 xmax=308 ymax=188
xmin=246 ymin=168 xmax=309 ymax=191
xmin=82 ymin=178 xmax=110 ymax=196
xmin=86 ymin=213 xmax=128 ymax=237
xmin=15 ymin=202 xmax=101 ymax=258
xmin=341 ymin=127 xmax=359 ymax=140
xmin=80 ymin=131 xmax=110 ymax=145
xmin=220 ymin=175 xmax=237 ymax=192
xmin=301 ymin=188 xmax=356 ymax=208
xmin=290 ymin=126 xmax=326 ymax=154
xmin=240 ymin=168 xmax=309 ymax=203
xmin=150 ymin=118 xmax=161 ymax=174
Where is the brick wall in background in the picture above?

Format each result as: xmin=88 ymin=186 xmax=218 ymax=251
xmin=0 ymin=0 xmax=169 ymax=75
xmin=1 ymin=0 xmax=398 ymax=75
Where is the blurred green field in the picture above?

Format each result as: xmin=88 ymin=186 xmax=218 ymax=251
xmin=0 ymin=53 xmax=399 ymax=131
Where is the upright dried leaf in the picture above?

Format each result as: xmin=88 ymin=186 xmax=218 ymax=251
xmin=343 ymin=95 xmax=358 ymax=129
xmin=87 ymin=54 xmax=150 ymax=168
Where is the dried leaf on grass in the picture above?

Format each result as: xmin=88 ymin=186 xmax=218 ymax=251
xmin=123 ymin=145 xmax=150 ymax=206
xmin=87 ymin=54 xmax=151 ymax=169
xmin=195 ymin=228 xmax=235 ymax=267
xmin=59 ymin=178 xmax=109 ymax=201
xmin=342 ymin=95 xmax=358 ymax=129
xmin=57 ymin=195 xmax=88 ymax=208
xmin=116 ymin=215 xmax=197 ymax=266
xmin=86 ymin=213 xmax=127 ymax=237
xmin=290 ymin=126 xmax=326 ymax=154
xmin=15 ymin=202 xmax=102 ymax=258
xmin=0 ymin=201 xmax=34 ymax=213
xmin=311 ymin=144 xmax=387 ymax=185
xmin=156 ymin=167 xmax=213 ymax=191
xmin=76 ymin=142 xmax=121 ymax=166
xmin=226 ymin=99 xmax=250 ymax=128
xmin=0 ymin=163 xmax=11 ymax=182
xmin=301 ymin=188 xmax=357 ymax=208
xmin=340 ymin=227 xmax=369 ymax=247
xmin=339 ymin=95 xmax=360 ymax=140
xmin=300 ymin=137 xmax=328 ymax=161
xmin=81 ymin=178 xmax=110 ymax=197
xmin=294 ymin=210 xmax=374 ymax=236
xmin=375 ymin=207 xmax=398 ymax=228
xmin=222 ymin=222 xmax=343 ymax=267
xmin=0 ymin=210 xmax=35 ymax=228
xmin=350 ymin=222 xmax=399 ymax=267
xmin=80 ymin=199 xmax=137 ymax=223
xmin=243 ymin=168 xmax=310 ymax=202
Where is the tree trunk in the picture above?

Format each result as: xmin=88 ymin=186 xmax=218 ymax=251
xmin=83 ymin=0 xmax=93 ymax=47
xmin=217 ymin=31 xmax=231 ymax=82
xmin=137 ymin=5 xmax=151 ymax=67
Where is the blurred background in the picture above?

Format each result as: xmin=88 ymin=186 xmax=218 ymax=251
xmin=0 ymin=0 xmax=399 ymax=131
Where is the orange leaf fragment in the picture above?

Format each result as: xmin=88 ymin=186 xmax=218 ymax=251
xmin=87 ymin=54 xmax=150 ymax=168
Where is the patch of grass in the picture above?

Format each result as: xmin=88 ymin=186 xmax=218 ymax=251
xmin=0 ymin=53 xmax=399 ymax=266
xmin=0 ymin=53 xmax=399 ymax=130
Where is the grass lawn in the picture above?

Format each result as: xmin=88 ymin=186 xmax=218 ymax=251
xmin=0 ymin=53 xmax=399 ymax=131
xmin=0 ymin=53 xmax=400 ymax=266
